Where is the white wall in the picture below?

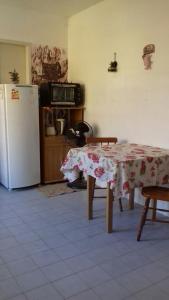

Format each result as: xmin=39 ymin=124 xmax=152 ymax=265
xmin=0 ymin=4 xmax=68 ymax=83
xmin=68 ymin=0 xmax=169 ymax=149
xmin=0 ymin=4 xmax=67 ymax=48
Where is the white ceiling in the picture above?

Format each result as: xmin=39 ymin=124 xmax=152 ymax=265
xmin=0 ymin=0 xmax=103 ymax=17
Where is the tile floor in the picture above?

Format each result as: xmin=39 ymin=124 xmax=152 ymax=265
xmin=1 ymin=185 xmax=169 ymax=299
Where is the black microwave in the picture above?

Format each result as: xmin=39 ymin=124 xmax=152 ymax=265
xmin=39 ymin=82 xmax=82 ymax=107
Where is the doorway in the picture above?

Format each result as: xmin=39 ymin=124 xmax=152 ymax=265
xmin=0 ymin=42 xmax=27 ymax=84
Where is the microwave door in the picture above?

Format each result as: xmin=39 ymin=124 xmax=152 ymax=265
xmin=64 ymin=89 xmax=66 ymax=103
xmin=70 ymin=88 xmax=74 ymax=102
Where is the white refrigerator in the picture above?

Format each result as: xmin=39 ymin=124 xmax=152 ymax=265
xmin=0 ymin=84 xmax=40 ymax=189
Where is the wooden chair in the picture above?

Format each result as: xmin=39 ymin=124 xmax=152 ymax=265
xmin=86 ymin=137 xmax=123 ymax=212
xmin=137 ymin=186 xmax=169 ymax=241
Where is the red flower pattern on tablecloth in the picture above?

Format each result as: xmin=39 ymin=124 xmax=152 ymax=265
xmin=109 ymin=179 xmax=117 ymax=185
xmin=125 ymin=155 xmax=136 ymax=160
xmin=123 ymin=181 xmax=130 ymax=191
xmin=127 ymin=160 xmax=134 ymax=167
xmin=132 ymin=148 xmax=145 ymax=154
xmin=151 ymin=171 xmax=155 ymax=177
xmin=73 ymin=165 xmax=79 ymax=170
xmin=140 ymin=161 xmax=146 ymax=175
xmin=88 ymin=153 xmax=99 ymax=163
xmin=130 ymin=171 xmax=135 ymax=178
xmin=94 ymin=167 xmax=105 ymax=178
xmin=155 ymin=158 xmax=163 ymax=166
xmin=162 ymin=175 xmax=169 ymax=184
xmin=147 ymin=157 xmax=154 ymax=163
xmin=62 ymin=156 xmax=69 ymax=165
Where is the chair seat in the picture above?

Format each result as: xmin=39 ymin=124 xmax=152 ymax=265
xmin=142 ymin=186 xmax=169 ymax=201
xmin=137 ymin=186 xmax=169 ymax=241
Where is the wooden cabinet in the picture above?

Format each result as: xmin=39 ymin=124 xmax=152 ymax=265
xmin=39 ymin=106 xmax=84 ymax=183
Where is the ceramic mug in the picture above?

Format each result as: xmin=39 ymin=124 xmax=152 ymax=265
xmin=46 ymin=126 xmax=56 ymax=136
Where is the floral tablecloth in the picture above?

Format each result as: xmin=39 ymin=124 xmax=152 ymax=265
xmin=61 ymin=143 xmax=169 ymax=198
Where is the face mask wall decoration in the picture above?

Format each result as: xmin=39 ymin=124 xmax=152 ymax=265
xmin=142 ymin=44 xmax=155 ymax=70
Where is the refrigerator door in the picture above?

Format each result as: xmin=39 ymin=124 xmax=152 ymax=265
xmin=4 ymin=84 xmax=40 ymax=188
xmin=0 ymin=85 xmax=9 ymax=188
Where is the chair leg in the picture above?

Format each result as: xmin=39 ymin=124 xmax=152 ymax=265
xmin=152 ymin=199 xmax=157 ymax=221
xmin=119 ymin=198 xmax=123 ymax=212
xmin=137 ymin=197 xmax=150 ymax=241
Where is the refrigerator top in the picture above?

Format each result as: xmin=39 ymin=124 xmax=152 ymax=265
xmin=0 ymin=84 xmax=38 ymax=87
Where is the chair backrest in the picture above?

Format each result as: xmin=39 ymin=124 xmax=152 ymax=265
xmin=86 ymin=137 xmax=118 ymax=145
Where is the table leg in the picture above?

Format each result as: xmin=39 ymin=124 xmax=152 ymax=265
xmin=106 ymin=182 xmax=114 ymax=233
xmin=87 ymin=175 xmax=95 ymax=220
xmin=128 ymin=188 xmax=135 ymax=210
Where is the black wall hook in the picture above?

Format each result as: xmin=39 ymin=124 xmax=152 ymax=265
xmin=108 ymin=52 xmax=118 ymax=72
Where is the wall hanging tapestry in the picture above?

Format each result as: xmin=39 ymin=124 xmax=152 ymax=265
xmin=31 ymin=44 xmax=68 ymax=85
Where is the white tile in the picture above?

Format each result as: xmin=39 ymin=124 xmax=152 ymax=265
xmin=93 ymin=278 xmax=131 ymax=300
xmin=53 ymin=274 xmax=88 ymax=298
xmin=16 ymin=269 xmax=49 ymax=292
xmin=22 ymin=240 xmax=49 ymax=254
xmin=0 ymin=245 xmax=29 ymax=263
xmin=41 ymin=261 xmax=74 ymax=281
xmin=116 ymin=269 xmax=152 ymax=293
xmin=139 ymin=263 xmax=169 ymax=284
xmin=133 ymin=285 xmax=169 ymax=300
xmin=44 ymin=234 xmax=69 ymax=248
xmin=65 ymin=254 xmax=96 ymax=272
xmin=0 ymin=264 xmax=12 ymax=280
xmin=54 ymin=243 xmax=83 ymax=259
xmin=7 ymin=257 xmax=38 ymax=276
xmin=0 ymin=236 xmax=19 ymax=251
xmin=0 ymin=277 xmax=22 ymax=299
xmin=99 ymin=259 xmax=132 ymax=278
xmin=68 ymin=289 xmax=100 ymax=300
xmin=25 ymin=284 xmax=64 ymax=300
xmin=78 ymin=265 xmax=111 ymax=288
xmin=9 ymin=295 xmax=27 ymax=300
xmin=156 ymin=278 xmax=169 ymax=295
xmin=15 ymin=231 xmax=39 ymax=243
xmin=30 ymin=249 xmax=61 ymax=267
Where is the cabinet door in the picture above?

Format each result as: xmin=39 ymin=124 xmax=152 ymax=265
xmin=41 ymin=136 xmax=72 ymax=183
